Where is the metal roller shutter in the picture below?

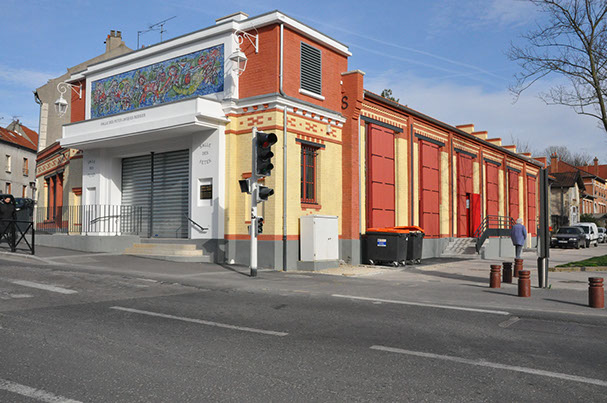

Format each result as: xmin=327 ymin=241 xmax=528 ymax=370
xmin=152 ymin=150 xmax=189 ymax=238
xmin=121 ymin=155 xmax=151 ymax=236
xmin=121 ymin=149 xmax=189 ymax=238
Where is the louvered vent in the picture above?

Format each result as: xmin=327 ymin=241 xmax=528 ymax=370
xmin=300 ymin=42 xmax=322 ymax=95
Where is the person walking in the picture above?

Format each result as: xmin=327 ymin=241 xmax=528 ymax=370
xmin=511 ymin=218 xmax=527 ymax=259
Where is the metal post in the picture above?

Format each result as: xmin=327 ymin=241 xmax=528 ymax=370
xmin=537 ymin=168 xmax=550 ymax=288
xmin=250 ymin=127 xmax=259 ymax=277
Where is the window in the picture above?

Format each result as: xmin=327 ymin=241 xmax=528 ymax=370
xmin=5 ymin=182 xmax=11 ymax=194
xmin=22 ymin=185 xmax=27 ymax=198
xmin=5 ymin=155 xmax=11 ymax=172
xmin=301 ymin=144 xmax=318 ymax=203
xmin=300 ymin=42 xmax=322 ymax=96
xmin=23 ymin=158 xmax=28 ymax=176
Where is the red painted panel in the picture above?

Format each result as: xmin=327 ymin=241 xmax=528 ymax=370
xmin=470 ymin=193 xmax=481 ymax=233
xmin=527 ymin=176 xmax=537 ymax=235
xmin=486 ymin=163 xmax=499 ymax=217
xmin=508 ymin=170 xmax=519 ymax=220
xmin=367 ymin=124 xmax=395 ymax=229
xmin=420 ymin=141 xmax=440 ymax=237
xmin=457 ymin=153 xmax=473 ymax=236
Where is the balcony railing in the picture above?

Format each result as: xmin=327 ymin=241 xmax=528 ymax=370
xmin=35 ymin=205 xmax=146 ymax=236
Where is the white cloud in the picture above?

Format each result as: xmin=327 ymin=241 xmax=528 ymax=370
xmin=0 ymin=65 xmax=59 ymax=88
xmin=366 ymin=72 xmax=607 ymax=161
xmin=430 ymin=0 xmax=537 ymax=35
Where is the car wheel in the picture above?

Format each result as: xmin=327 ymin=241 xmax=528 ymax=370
xmin=595 ymin=241 xmax=599 ymax=247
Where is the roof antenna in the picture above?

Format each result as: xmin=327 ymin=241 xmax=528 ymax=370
xmin=137 ymin=16 xmax=177 ymax=49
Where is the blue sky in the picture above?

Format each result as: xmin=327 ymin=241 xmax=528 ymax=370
xmin=1 ymin=0 xmax=606 ymax=160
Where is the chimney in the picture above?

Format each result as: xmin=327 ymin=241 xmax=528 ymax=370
xmin=594 ymin=157 xmax=599 ymax=175
xmin=551 ymin=152 xmax=559 ymax=173
xmin=105 ymin=30 xmax=125 ymax=53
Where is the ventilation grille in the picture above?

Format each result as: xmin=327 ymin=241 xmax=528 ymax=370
xmin=300 ymin=42 xmax=322 ymax=95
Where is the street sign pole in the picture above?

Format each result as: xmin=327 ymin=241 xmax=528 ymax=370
xmin=250 ymin=127 xmax=258 ymax=277
xmin=537 ymin=167 xmax=550 ymax=288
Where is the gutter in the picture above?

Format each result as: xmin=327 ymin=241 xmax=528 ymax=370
xmin=280 ymin=23 xmax=288 ymax=271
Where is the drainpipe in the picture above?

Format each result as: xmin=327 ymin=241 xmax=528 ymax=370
xmin=280 ymin=23 xmax=288 ymax=271
xmin=358 ymin=116 xmax=362 ymax=236
xmin=410 ymin=124 xmax=414 ymax=223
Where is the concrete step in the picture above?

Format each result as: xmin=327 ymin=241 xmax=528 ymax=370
xmin=123 ymin=242 xmax=210 ymax=263
xmin=442 ymin=238 xmax=479 ymax=257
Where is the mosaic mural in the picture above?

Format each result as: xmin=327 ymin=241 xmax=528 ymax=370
xmin=91 ymin=44 xmax=224 ymax=119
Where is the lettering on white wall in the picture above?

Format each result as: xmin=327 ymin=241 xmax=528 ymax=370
xmin=198 ymin=141 xmax=213 ymax=166
xmin=99 ymin=113 xmax=147 ymax=127
xmin=86 ymin=159 xmax=98 ymax=177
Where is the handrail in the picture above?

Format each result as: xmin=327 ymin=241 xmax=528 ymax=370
xmin=90 ymin=215 xmax=120 ymax=224
xmin=474 ymin=215 xmax=515 ymax=252
xmin=185 ymin=215 xmax=208 ymax=233
xmin=175 ymin=214 xmax=208 ymax=238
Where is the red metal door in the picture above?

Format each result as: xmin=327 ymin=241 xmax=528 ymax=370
xmin=420 ymin=140 xmax=440 ymax=238
xmin=486 ymin=163 xmax=499 ymax=217
xmin=508 ymin=170 xmax=519 ymax=220
xmin=470 ymin=193 xmax=481 ymax=234
xmin=367 ymin=124 xmax=395 ymax=229
xmin=527 ymin=175 xmax=537 ymax=235
xmin=457 ymin=153 xmax=473 ymax=237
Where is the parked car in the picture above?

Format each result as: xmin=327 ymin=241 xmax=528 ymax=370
xmin=598 ymin=227 xmax=606 ymax=243
xmin=551 ymin=226 xmax=586 ymax=249
xmin=573 ymin=222 xmax=600 ymax=248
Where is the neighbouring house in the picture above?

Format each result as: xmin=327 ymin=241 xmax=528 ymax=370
xmin=45 ymin=10 xmax=543 ymax=268
xmin=0 ymin=121 xmax=38 ymax=198
xmin=33 ymin=30 xmax=131 ymax=231
xmin=549 ymin=171 xmax=584 ymax=229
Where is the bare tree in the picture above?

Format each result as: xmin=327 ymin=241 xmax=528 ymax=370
xmin=509 ymin=0 xmax=607 ymax=133
xmin=509 ymin=135 xmax=537 ymax=154
xmin=544 ymin=144 xmax=593 ymax=165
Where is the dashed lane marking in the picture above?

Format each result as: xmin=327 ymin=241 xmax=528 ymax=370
xmin=499 ymin=316 xmax=521 ymax=328
xmin=110 ymin=306 xmax=288 ymax=337
xmin=0 ymin=378 xmax=82 ymax=402
xmin=9 ymin=280 xmax=78 ymax=295
xmin=332 ymin=294 xmax=510 ymax=316
xmin=371 ymin=345 xmax=607 ymax=387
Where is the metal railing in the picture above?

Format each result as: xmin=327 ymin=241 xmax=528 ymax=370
xmin=175 ymin=213 xmax=208 ymax=237
xmin=0 ymin=219 xmax=35 ymax=255
xmin=474 ymin=215 xmax=515 ymax=252
xmin=35 ymin=205 xmax=145 ymax=236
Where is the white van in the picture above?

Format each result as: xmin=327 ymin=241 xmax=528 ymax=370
xmin=573 ymin=222 xmax=599 ymax=247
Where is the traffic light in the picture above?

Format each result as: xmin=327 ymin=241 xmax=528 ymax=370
xmin=255 ymin=131 xmax=278 ymax=177
xmin=257 ymin=185 xmax=274 ymax=202
xmin=257 ymin=217 xmax=264 ymax=235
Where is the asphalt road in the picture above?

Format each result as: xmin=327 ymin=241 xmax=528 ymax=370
xmin=0 ymin=258 xmax=606 ymax=402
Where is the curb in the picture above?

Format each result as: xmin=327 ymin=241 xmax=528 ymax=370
xmin=550 ymin=266 xmax=607 ymax=272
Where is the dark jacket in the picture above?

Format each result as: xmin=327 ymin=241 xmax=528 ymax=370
xmin=511 ymin=223 xmax=527 ymax=246
xmin=0 ymin=201 xmax=15 ymax=221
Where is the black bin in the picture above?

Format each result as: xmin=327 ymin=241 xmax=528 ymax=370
xmin=406 ymin=231 xmax=424 ymax=264
xmin=365 ymin=230 xmax=409 ymax=267
xmin=14 ymin=198 xmax=34 ymax=232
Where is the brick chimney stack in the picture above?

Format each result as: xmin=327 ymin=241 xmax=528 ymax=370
xmin=105 ymin=30 xmax=125 ymax=53
xmin=594 ymin=157 xmax=599 ymax=175
xmin=550 ymin=152 xmax=559 ymax=173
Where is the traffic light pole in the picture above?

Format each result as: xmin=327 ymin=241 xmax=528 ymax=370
xmin=250 ymin=127 xmax=259 ymax=277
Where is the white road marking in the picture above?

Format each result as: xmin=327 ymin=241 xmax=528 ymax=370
xmin=9 ymin=280 xmax=77 ymax=295
xmin=110 ymin=306 xmax=288 ymax=337
xmin=0 ymin=378 xmax=82 ymax=402
xmin=332 ymin=294 xmax=510 ymax=316
xmin=371 ymin=345 xmax=607 ymax=387
xmin=499 ymin=316 xmax=521 ymax=328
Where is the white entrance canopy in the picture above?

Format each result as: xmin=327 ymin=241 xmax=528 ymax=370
xmin=60 ymin=97 xmax=229 ymax=150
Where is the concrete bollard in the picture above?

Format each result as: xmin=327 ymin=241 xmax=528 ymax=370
xmin=502 ymin=262 xmax=513 ymax=283
xmin=589 ymin=277 xmax=605 ymax=309
xmin=514 ymin=258 xmax=523 ymax=278
xmin=518 ymin=270 xmax=531 ymax=297
xmin=490 ymin=265 xmax=501 ymax=288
